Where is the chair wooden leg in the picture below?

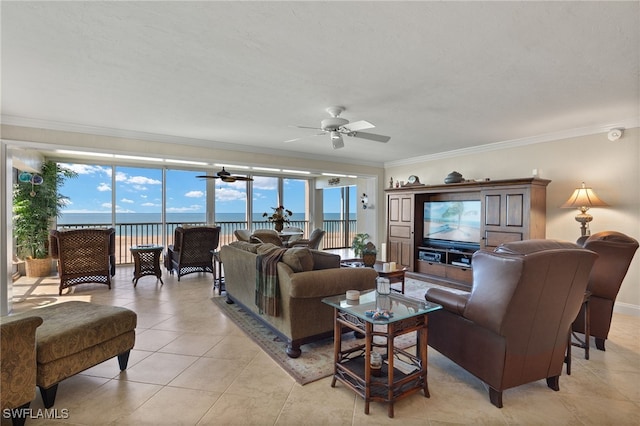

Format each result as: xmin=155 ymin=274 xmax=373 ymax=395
xmin=39 ymin=383 xmax=59 ymax=408
xmin=596 ymin=337 xmax=606 ymax=351
xmin=9 ymin=401 xmax=30 ymax=426
xmin=118 ymin=350 xmax=131 ymax=370
xmin=489 ymin=387 xmax=503 ymax=408
xmin=546 ymin=376 xmax=560 ymax=391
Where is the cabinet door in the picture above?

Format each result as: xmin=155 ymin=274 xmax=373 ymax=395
xmin=388 ymin=193 xmax=414 ymax=270
xmin=481 ymin=188 xmax=530 ymax=248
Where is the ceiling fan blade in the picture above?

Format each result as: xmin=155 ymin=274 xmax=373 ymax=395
xmin=196 ymin=175 xmax=219 ymax=179
xmin=343 ymin=120 xmax=374 ymax=131
xmin=294 ymin=125 xmax=322 ymax=130
xmin=284 ymin=132 xmax=326 ymax=143
xmin=348 ymin=131 xmax=391 ymax=143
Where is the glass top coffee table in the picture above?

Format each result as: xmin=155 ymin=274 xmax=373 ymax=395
xmin=322 ymin=290 xmax=442 ymax=418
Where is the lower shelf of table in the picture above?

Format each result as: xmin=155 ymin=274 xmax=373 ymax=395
xmin=333 ymin=354 xmax=427 ymax=402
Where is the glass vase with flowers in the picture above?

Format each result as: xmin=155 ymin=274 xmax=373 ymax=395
xmin=263 ymin=205 xmax=293 ymax=232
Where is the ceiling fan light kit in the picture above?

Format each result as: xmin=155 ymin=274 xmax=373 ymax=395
xmin=290 ymin=105 xmax=391 ymax=149
xmin=196 ymin=166 xmax=253 ymax=182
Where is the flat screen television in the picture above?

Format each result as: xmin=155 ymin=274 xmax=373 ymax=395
xmin=423 ymin=200 xmax=481 ymax=250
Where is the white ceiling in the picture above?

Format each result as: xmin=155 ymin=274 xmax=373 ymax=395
xmin=2 ymin=1 xmax=639 ymax=167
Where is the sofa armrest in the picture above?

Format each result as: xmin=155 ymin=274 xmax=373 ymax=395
xmin=279 ymin=264 xmax=377 ymax=299
xmin=425 ymin=287 xmax=469 ymax=315
xmin=310 ymin=250 xmax=341 ymax=270
xmin=0 ymin=315 xmax=43 ymax=410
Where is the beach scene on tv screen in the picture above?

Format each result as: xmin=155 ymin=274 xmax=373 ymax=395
xmin=424 ymin=201 xmax=481 ymax=243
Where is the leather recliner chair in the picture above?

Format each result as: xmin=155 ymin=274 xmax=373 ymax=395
xmin=572 ymin=231 xmax=638 ymax=351
xmin=425 ymin=240 xmax=597 ymax=408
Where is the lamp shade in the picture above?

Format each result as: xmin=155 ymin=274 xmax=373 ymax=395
xmin=561 ymin=182 xmax=609 ymax=210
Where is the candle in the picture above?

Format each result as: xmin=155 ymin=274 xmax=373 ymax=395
xmin=389 ymin=261 xmax=396 ymax=271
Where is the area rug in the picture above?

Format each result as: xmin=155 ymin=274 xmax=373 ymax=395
xmin=211 ymin=296 xmax=418 ymax=385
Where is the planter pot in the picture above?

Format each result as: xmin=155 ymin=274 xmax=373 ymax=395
xmin=274 ymin=221 xmax=284 ymax=232
xmin=363 ymin=253 xmax=377 ymax=267
xmin=25 ymin=257 xmax=52 ymax=277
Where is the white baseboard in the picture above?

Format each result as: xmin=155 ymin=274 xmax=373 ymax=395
xmin=614 ymin=302 xmax=640 ymax=317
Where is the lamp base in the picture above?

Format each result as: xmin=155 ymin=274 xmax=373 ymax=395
xmin=575 ymin=213 xmax=593 ymax=237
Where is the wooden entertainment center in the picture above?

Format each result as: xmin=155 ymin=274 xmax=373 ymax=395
xmin=385 ymin=177 xmax=550 ymax=290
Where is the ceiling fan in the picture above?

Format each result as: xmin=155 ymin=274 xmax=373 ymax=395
xmin=196 ymin=167 xmax=253 ymax=182
xmin=286 ymin=106 xmax=391 ymax=149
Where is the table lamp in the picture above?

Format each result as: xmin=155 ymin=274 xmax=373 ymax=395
xmin=561 ymin=182 xmax=609 ymax=236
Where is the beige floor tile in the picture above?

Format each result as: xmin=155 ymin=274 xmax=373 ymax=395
xmin=169 ymin=357 xmax=251 ymax=393
xmin=115 ymin=386 xmax=221 ymax=425
xmin=197 ymin=393 xmax=287 ymax=426
xmin=122 ymin=352 xmax=198 ymax=385
xmin=133 ymin=328 xmax=182 ymax=351
xmin=158 ymin=332 xmax=226 ymax=356
xmin=9 ymin=264 xmax=640 ymax=425
xmin=60 ymin=380 xmax=162 ymax=424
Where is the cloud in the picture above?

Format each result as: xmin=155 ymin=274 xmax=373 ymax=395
xmin=60 ymin=163 xmax=110 ymax=176
xmin=101 ymin=202 xmax=112 ymax=209
xmin=185 ymin=190 xmax=204 ymax=198
xmin=128 ymin=176 xmax=161 ymax=185
xmin=216 ymin=187 xmax=247 ymax=202
xmin=166 ymin=205 xmax=203 ymax=213
xmin=141 ymin=202 xmax=160 ymax=207
xmin=252 ymin=176 xmax=277 ymax=190
xmin=121 ymin=198 xmax=135 ymax=204
xmin=97 ymin=183 xmax=111 ymax=192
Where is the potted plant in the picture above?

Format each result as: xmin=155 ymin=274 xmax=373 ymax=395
xmin=263 ymin=205 xmax=293 ymax=232
xmin=352 ymin=233 xmax=378 ymax=266
xmin=13 ymin=160 xmax=77 ymax=277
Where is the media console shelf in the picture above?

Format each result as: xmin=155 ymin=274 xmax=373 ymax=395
xmin=386 ymin=177 xmax=550 ymax=290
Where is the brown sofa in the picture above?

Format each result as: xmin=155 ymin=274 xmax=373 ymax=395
xmin=0 ymin=315 xmax=43 ymax=426
xmin=573 ymin=231 xmax=639 ymax=350
xmin=425 ymin=240 xmax=597 ymax=408
xmin=220 ymin=241 xmax=378 ymax=357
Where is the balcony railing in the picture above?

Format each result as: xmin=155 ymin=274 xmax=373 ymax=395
xmin=57 ymin=219 xmax=356 ymax=264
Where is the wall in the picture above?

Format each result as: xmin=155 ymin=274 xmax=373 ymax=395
xmin=385 ymin=127 xmax=640 ymax=315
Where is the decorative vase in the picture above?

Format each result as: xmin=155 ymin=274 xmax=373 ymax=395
xmin=25 ymin=257 xmax=52 ymax=277
xmin=363 ymin=253 xmax=377 ymax=267
xmin=274 ymin=221 xmax=284 ymax=232
xmin=444 ymin=171 xmax=464 ymax=184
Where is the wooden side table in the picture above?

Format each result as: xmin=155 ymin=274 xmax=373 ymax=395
xmin=322 ymin=290 xmax=442 ymax=418
xmin=566 ymin=290 xmax=591 ymax=375
xmin=340 ymin=259 xmax=408 ymax=294
xmin=130 ymin=245 xmax=164 ymax=287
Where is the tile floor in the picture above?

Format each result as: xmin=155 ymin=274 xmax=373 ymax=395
xmin=5 ymin=263 xmax=640 ymax=425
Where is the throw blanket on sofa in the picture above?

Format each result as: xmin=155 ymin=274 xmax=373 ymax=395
xmin=255 ymin=247 xmax=288 ymax=316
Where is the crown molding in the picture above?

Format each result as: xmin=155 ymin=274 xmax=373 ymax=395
xmin=384 ymin=116 xmax=640 ymax=168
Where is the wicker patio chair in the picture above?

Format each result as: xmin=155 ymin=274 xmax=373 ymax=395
xmin=50 ymin=228 xmax=116 ymax=295
xmin=165 ymin=226 xmax=221 ymax=281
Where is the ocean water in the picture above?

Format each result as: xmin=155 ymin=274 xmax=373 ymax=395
xmin=58 ymin=212 xmax=351 ymax=225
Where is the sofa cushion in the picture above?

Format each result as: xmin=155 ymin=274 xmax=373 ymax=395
xmin=256 ymin=243 xmax=280 ymax=255
xmin=228 ymin=241 xmax=260 ymax=253
xmin=282 ymin=247 xmax=314 ymax=272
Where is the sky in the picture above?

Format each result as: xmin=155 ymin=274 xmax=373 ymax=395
xmin=56 ymin=163 xmax=352 ymax=219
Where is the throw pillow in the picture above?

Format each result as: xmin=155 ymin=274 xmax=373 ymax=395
xmin=282 ymin=247 xmax=314 ymax=272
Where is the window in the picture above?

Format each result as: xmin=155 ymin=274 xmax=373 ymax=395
xmin=57 ymin=163 xmax=113 ymax=227
xmin=252 ymin=176 xmax=279 ymax=230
